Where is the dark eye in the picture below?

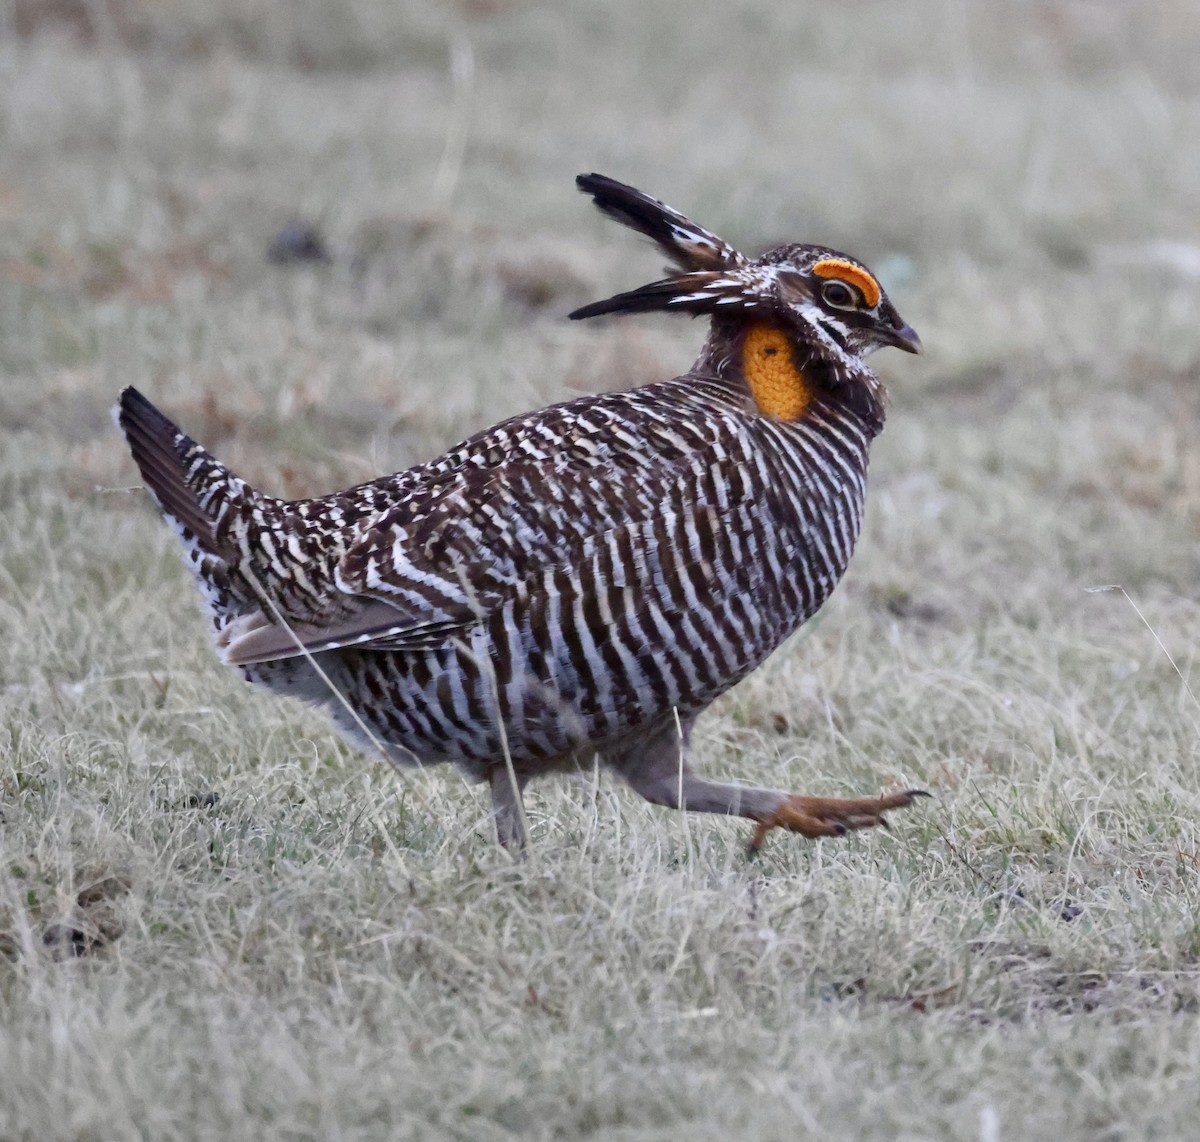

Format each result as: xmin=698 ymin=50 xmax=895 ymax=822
xmin=821 ymin=280 xmax=858 ymax=310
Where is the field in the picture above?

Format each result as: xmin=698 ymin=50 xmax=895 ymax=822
xmin=2 ymin=2 xmax=1200 ymax=1138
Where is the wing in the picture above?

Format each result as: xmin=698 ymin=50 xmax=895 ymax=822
xmin=221 ymin=428 xmax=765 ymax=667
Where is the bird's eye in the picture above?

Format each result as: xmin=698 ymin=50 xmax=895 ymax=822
xmin=821 ymin=280 xmax=859 ymax=310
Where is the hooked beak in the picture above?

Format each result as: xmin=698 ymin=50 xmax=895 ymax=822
xmin=884 ymin=321 xmax=923 ymax=355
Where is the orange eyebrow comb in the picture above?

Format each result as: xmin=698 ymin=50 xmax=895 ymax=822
xmin=811 ymin=258 xmax=881 ymax=308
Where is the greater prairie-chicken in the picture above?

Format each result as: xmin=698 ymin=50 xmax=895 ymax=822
xmin=118 ymin=174 xmax=927 ymax=850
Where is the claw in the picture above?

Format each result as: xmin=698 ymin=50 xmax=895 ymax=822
xmin=748 ymin=788 xmax=928 ymax=852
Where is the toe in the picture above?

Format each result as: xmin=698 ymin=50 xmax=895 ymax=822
xmin=839 ymin=813 xmax=883 ymax=831
xmin=748 ymin=788 xmax=929 ymax=850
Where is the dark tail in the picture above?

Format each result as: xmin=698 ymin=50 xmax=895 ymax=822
xmin=116 ymin=387 xmax=221 ymax=548
xmin=569 ymin=174 xmax=747 ymax=322
xmin=117 ymin=386 xmax=278 ymax=630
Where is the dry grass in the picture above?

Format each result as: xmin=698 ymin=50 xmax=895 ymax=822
xmin=2 ymin=1 xmax=1200 ymax=1138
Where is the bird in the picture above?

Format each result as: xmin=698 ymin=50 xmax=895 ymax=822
xmin=117 ymin=173 xmax=929 ymax=851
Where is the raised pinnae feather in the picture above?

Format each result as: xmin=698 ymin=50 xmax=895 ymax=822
xmin=569 ymin=179 xmax=771 ymax=321
xmin=569 ymin=270 xmax=771 ymax=321
xmin=575 ymin=174 xmax=744 ymax=273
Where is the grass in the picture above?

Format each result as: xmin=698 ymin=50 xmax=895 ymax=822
xmin=2 ymin=1 xmax=1200 ymax=1137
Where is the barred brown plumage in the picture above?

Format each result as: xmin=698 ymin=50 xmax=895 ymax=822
xmin=116 ymin=173 xmax=929 ymax=850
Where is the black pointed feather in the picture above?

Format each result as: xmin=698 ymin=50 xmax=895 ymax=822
xmin=575 ymin=173 xmax=742 ymax=273
xmin=116 ymin=387 xmax=218 ymax=549
xmin=569 ymin=273 xmax=725 ymax=320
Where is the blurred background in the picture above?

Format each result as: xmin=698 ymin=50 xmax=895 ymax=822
xmin=2 ymin=4 xmax=1200 ymax=1136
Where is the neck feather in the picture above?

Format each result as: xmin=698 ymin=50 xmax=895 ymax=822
xmin=695 ymin=318 xmax=887 ymax=434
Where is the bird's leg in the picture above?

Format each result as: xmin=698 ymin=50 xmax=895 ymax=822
xmin=608 ymin=718 xmax=928 ymax=852
xmin=488 ymin=763 xmax=530 ymax=849
xmin=743 ymin=790 xmax=930 ymax=852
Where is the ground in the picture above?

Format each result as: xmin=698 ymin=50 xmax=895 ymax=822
xmin=1 ymin=2 xmax=1200 ymax=1139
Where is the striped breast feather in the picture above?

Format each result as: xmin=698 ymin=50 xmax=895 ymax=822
xmin=220 ymin=430 xmax=767 ymax=667
xmin=223 ymin=502 xmax=767 ymax=668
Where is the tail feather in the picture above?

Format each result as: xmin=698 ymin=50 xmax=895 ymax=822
xmin=116 ymin=387 xmax=219 ymax=549
xmin=115 ymin=386 xmax=274 ymax=634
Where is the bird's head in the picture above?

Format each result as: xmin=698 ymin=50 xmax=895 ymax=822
xmin=569 ymin=174 xmax=920 ymax=430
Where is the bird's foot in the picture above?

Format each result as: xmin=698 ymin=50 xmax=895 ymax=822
xmin=748 ymin=789 xmax=929 ymax=853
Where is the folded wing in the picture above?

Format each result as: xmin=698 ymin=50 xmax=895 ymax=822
xmin=221 ymin=427 xmax=763 ymax=668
